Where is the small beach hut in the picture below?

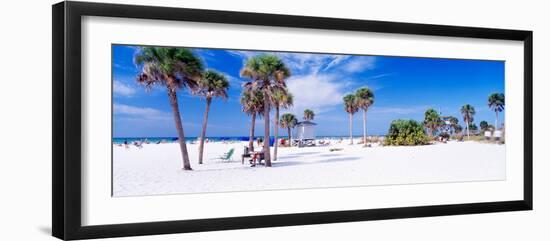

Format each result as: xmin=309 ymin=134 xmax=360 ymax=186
xmin=295 ymin=121 xmax=317 ymax=146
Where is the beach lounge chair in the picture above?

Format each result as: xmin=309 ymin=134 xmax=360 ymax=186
xmin=217 ymin=148 xmax=235 ymax=162
xmin=298 ymin=139 xmax=315 ymax=147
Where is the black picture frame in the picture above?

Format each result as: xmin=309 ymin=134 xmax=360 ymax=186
xmin=52 ymin=1 xmax=533 ymax=240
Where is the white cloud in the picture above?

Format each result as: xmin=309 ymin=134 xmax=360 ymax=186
xmin=113 ymin=104 xmax=171 ymax=120
xmin=226 ymin=50 xmax=257 ymax=60
xmin=341 ymin=56 xmax=376 ymax=73
xmin=370 ymin=105 xmax=430 ymax=115
xmin=223 ymin=51 xmax=380 ymax=117
xmin=323 ymin=55 xmax=351 ymax=71
xmin=113 ymin=80 xmax=137 ymax=97
xmin=364 ymin=73 xmax=393 ymax=80
xmin=276 ymin=52 xmax=330 ymax=75
xmin=286 ymin=74 xmax=345 ymax=117
xmin=225 ymin=50 xmax=378 ymax=76
xmin=113 ymin=104 xmax=210 ymax=131
xmin=227 ymin=50 xmax=328 ymax=74
xmin=272 ymin=53 xmax=376 ymax=75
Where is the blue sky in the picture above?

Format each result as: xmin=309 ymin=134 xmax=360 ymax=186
xmin=112 ymin=45 xmax=504 ymax=138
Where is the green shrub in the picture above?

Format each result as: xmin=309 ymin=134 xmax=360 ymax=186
xmin=385 ymin=119 xmax=430 ymax=146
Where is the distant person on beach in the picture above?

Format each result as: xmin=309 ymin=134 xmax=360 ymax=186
xmin=123 ymin=140 xmax=129 ymax=149
xmin=134 ymin=141 xmax=143 ymax=149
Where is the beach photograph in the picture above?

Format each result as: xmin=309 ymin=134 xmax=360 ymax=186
xmin=112 ymin=45 xmax=506 ymax=197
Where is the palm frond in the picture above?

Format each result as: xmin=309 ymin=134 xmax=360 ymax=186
xmin=196 ymin=70 xmax=230 ymax=100
xmin=134 ymin=47 xmax=204 ymax=92
xmin=355 ymin=87 xmax=375 ymax=110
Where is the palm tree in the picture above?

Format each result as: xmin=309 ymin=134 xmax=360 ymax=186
xmin=240 ymin=89 xmax=265 ymax=152
xmin=280 ymin=113 xmax=298 ymax=144
xmin=448 ymin=116 xmax=459 ymax=136
xmin=479 ymin=120 xmax=489 ymax=132
xmin=460 ymin=104 xmax=476 ymax=140
xmin=469 ymin=123 xmax=478 ymax=134
xmin=454 ymin=124 xmax=463 ymax=139
xmin=303 ymin=109 xmax=315 ymax=121
xmin=423 ymin=108 xmax=441 ymax=137
xmin=241 ymin=54 xmax=291 ymax=167
xmin=343 ymin=94 xmax=359 ymax=144
xmin=271 ymin=88 xmax=293 ymax=161
xmin=488 ymin=93 xmax=505 ymax=130
xmin=135 ymin=47 xmax=203 ymax=170
xmin=196 ymin=70 xmax=229 ymax=164
xmin=355 ymin=87 xmax=375 ymax=145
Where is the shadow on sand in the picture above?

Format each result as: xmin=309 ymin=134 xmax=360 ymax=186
xmin=273 ymin=156 xmax=361 ymax=168
xmin=318 ymin=153 xmax=344 ymax=158
xmin=276 ymin=151 xmax=322 ymax=160
xmin=194 ymin=152 xmax=354 ymax=171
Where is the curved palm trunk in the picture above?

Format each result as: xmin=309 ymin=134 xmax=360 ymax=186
xmin=198 ymin=97 xmax=212 ymax=164
xmin=273 ymin=106 xmax=280 ymax=161
xmin=349 ymin=113 xmax=353 ymax=144
xmin=263 ymin=95 xmax=271 ymax=167
xmin=168 ymin=89 xmax=192 ymax=170
xmin=249 ymin=113 xmax=256 ymax=152
xmin=362 ymin=109 xmax=367 ymax=145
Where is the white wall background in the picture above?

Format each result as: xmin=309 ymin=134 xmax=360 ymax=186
xmin=0 ymin=0 xmax=547 ymax=240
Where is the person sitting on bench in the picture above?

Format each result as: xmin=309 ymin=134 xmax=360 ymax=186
xmin=250 ymin=141 xmax=265 ymax=167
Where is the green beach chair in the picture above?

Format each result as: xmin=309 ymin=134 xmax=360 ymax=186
xmin=217 ymin=148 xmax=235 ymax=162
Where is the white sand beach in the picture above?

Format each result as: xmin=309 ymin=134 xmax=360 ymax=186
xmin=113 ymin=140 xmax=505 ymax=197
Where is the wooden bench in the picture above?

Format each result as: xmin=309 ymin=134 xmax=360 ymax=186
xmin=241 ymin=146 xmax=265 ymax=165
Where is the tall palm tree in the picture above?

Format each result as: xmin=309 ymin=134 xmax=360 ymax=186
xmin=343 ymin=94 xmax=359 ymax=144
xmin=355 ymin=87 xmax=375 ymax=146
xmin=280 ymin=113 xmax=298 ymax=144
xmin=460 ymin=104 xmax=476 ymax=140
xmin=196 ymin=70 xmax=229 ymax=164
xmin=271 ymin=88 xmax=293 ymax=161
xmin=135 ymin=47 xmax=203 ymax=170
xmin=423 ymin=108 xmax=442 ymax=137
xmin=241 ymin=54 xmax=291 ymax=167
xmin=240 ymin=89 xmax=265 ymax=152
xmin=488 ymin=93 xmax=505 ymax=130
xmin=303 ymin=109 xmax=315 ymax=121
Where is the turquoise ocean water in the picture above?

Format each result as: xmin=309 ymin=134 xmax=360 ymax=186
xmin=112 ymin=135 xmax=384 ymax=144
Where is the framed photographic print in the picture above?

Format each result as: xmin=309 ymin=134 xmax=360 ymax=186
xmin=52 ymin=1 xmax=533 ymax=240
